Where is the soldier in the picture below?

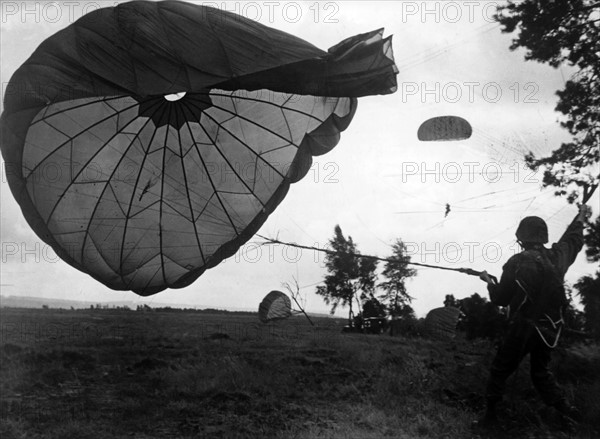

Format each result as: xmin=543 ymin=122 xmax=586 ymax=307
xmin=477 ymin=204 xmax=592 ymax=427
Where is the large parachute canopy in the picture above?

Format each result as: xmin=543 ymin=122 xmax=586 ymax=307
xmin=0 ymin=1 xmax=398 ymax=295
xmin=424 ymin=306 xmax=462 ymax=339
xmin=417 ymin=116 xmax=472 ymax=141
xmin=258 ymin=290 xmax=292 ymax=323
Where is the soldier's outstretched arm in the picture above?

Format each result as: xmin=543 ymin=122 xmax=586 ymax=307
xmin=552 ymin=205 xmax=591 ymax=274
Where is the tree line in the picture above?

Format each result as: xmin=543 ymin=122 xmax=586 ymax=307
xmin=315 ymin=225 xmax=417 ymax=330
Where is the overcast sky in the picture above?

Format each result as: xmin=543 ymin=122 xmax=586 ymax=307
xmin=1 ymin=1 xmax=598 ymax=317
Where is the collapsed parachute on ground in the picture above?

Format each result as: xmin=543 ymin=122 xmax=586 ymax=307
xmin=424 ymin=306 xmax=462 ymax=339
xmin=417 ymin=116 xmax=472 ymax=141
xmin=0 ymin=1 xmax=398 ymax=295
xmin=258 ymin=291 xmax=292 ymax=323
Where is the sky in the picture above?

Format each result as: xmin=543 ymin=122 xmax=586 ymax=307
xmin=1 ymin=0 xmax=598 ymax=317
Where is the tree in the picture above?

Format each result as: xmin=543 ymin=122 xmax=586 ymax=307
xmin=495 ymin=0 xmax=599 ymax=202
xmin=573 ymin=216 xmax=600 ymax=339
xmin=378 ymin=239 xmax=417 ymax=320
xmin=574 ymin=273 xmax=600 ymax=339
xmin=316 ymin=225 xmax=378 ymax=325
xmin=583 ymin=216 xmax=600 ymax=262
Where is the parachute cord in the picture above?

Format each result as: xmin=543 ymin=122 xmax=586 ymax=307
xmin=514 ymin=280 xmax=530 ymax=317
xmin=535 ymin=324 xmax=562 ymax=349
xmin=515 ymin=279 xmax=563 ymax=349
xmin=257 ymin=235 xmax=484 ymax=278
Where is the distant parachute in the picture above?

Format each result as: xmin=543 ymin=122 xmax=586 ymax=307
xmin=418 ymin=116 xmax=472 ymax=141
xmin=424 ymin=306 xmax=462 ymax=339
xmin=0 ymin=1 xmax=398 ymax=295
xmin=258 ymin=291 xmax=292 ymax=323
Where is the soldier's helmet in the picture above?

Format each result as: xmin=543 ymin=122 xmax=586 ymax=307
xmin=516 ymin=216 xmax=548 ymax=244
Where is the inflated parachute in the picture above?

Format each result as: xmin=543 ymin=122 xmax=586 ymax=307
xmin=417 ymin=116 xmax=472 ymax=141
xmin=258 ymin=291 xmax=292 ymax=323
xmin=0 ymin=1 xmax=398 ymax=295
xmin=424 ymin=306 xmax=462 ymax=339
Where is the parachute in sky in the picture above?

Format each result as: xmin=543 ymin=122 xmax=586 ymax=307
xmin=258 ymin=291 xmax=292 ymax=323
xmin=424 ymin=306 xmax=462 ymax=339
xmin=417 ymin=116 xmax=472 ymax=141
xmin=0 ymin=1 xmax=398 ymax=295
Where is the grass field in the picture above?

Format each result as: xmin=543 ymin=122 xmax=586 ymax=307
xmin=1 ymin=308 xmax=599 ymax=438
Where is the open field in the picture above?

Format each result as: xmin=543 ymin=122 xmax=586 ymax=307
xmin=1 ymin=308 xmax=599 ymax=438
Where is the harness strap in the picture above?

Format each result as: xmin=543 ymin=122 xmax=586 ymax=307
xmin=535 ymin=322 xmax=562 ymax=349
xmin=515 ymin=279 xmax=564 ymax=348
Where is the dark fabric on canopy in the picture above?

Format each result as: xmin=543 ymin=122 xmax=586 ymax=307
xmin=1 ymin=1 xmax=398 ymax=295
xmin=258 ymin=290 xmax=292 ymax=323
xmin=425 ymin=306 xmax=462 ymax=339
xmin=417 ymin=116 xmax=472 ymax=141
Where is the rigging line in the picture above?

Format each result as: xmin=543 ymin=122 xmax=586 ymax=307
xmin=471 ymin=127 xmax=524 ymax=147
xmin=472 ymin=129 xmax=546 ymax=161
xmin=207 ymin=90 xmax=331 ymax=123
xmin=30 ymin=95 xmax=129 ymax=125
xmin=38 ymin=102 xmax=206 ymax=208
xmin=393 ymin=192 xmax=544 ymax=217
xmin=157 ymin=102 xmax=174 ymax=290
xmin=387 ymin=170 xmax=530 ymax=181
xmin=388 ymin=184 xmax=449 ymax=207
xmin=514 ymin=131 xmax=548 ymax=158
xmin=71 ymin=105 xmax=164 ymax=268
xmin=425 ymin=218 xmax=448 ymax=231
xmin=25 ymin=100 xmax=141 ymax=178
xmin=257 ymin=235 xmax=484 ymax=278
xmin=184 ymin=96 xmax=298 ymax=161
xmin=545 ymin=204 xmax=570 ymax=223
xmin=183 ymin=96 xmax=295 ymax=180
xmin=299 ymin=280 xmax=324 ymax=290
xmin=123 ymin=145 xmax=209 ymax=204
xmin=452 ymin=186 xmax=542 ymax=206
xmin=189 ymin=122 xmax=241 ymax=238
xmin=521 ymin=196 xmax=537 ymax=216
xmin=474 ymin=139 xmax=529 ymax=161
xmin=281 ymin=214 xmax=319 ymax=242
xmin=452 ymin=195 xmax=544 ymax=213
xmin=386 ymin=154 xmax=536 ymax=181
xmin=354 ymin=213 xmax=391 ymax=248
xmin=335 ymin=184 xmax=394 ymax=248
xmin=398 ymin=23 xmax=500 ymax=71
xmin=185 ymin=92 xmax=349 ymax=171
xmin=177 ymin=106 xmax=206 ymax=265
xmin=520 ymin=193 xmax=567 ymax=220
xmin=471 ymin=133 xmax=531 ymax=158
xmin=393 ymin=185 xmax=552 ymax=220
xmin=394 ymin=24 xmax=495 ymax=66
xmin=119 ymin=106 xmax=169 ymax=277
xmin=398 ymin=23 xmax=498 ymax=65
xmin=395 ymin=210 xmax=448 ymax=215
xmin=179 ymin=99 xmax=268 ymax=211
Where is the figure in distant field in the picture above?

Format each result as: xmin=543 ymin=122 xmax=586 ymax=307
xmin=477 ymin=204 xmax=592 ymax=428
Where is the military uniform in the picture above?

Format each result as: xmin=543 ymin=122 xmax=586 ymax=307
xmin=485 ymin=218 xmax=584 ymax=410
